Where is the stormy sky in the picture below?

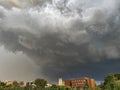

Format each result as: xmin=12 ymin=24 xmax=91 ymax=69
xmin=0 ymin=0 xmax=120 ymax=83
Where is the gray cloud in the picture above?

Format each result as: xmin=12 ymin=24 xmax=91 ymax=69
xmin=0 ymin=0 xmax=120 ymax=81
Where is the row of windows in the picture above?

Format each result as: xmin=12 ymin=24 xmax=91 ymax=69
xmin=72 ymin=82 xmax=84 ymax=85
xmin=72 ymin=83 xmax=84 ymax=86
xmin=72 ymin=81 xmax=84 ymax=84
xmin=71 ymin=80 xmax=86 ymax=82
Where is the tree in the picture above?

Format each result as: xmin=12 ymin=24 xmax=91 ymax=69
xmin=25 ymin=82 xmax=30 ymax=90
xmin=0 ymin=81 xmax=6 ymax=87
xmin=51 ymin=84 xmax=58 ymax=89
xmin=114 ymin=73 xmax=120 ymax=80
xmin=103 ymin=73 xmax=117 ymax=89
xmin=104 ymin=73 xmax=115 ymax=83
xmin=13 ymin=81 xmax=19 ymax=87
xmin=19 ymin=81 xmax=24 ymax=87
xmin=34 ymin=78 xmax=47 ymax=89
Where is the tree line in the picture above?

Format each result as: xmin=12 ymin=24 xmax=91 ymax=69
xmin=95 ymin=73 xmax=120 ymax=90
xmin=0 ymin=78 xmax=47 ymax=90
xmin=0 ymin=73 xmax=119 ymax=90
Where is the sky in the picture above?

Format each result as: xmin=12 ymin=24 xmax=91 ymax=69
xmin=0 ymin=0 xmax=120 ymax=83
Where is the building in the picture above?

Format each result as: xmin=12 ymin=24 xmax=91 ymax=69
xmin=65 ymin=77 xmax=96 ymax=88
xmin=58 ymin=78 xmax=63 ymax=86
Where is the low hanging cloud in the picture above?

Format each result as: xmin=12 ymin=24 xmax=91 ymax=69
xmin=0 ymin=0 xmax=120 ymax=81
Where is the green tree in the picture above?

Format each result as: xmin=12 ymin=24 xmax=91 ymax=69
xmin=25 ymin=82 xmax=31 ymax=90
xmin=97 ymin=73 xmax=120 ymax=90
xmin=13 ymin=81 xmax=19 ymax=87
xmin=51 ymin=84 xmax=58 ymax=89
xmin=104 ymin=73 xmax=115 ymax=84
xmin=19 ymin=81 xmax=24 ymax=87
xmin=0 ymin=81 xmax=6 ymax=89
xmin=0 ymin=81 xmax=6 ymax=87
xmin=34 ymin=78 xmax=47 ymax=89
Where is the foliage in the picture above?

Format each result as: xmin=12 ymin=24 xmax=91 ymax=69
xmin=0 ymin=81 xmax=6 ymax=87
xmin=97 ymin=73 xmax=120 ymax=90
xmin=46 ymin=85 xmax=71 ymax=90
xmin=19 ymin=81 xmax=24 ymax=86
xmin=13 ymin=81 xmax=19 ymax=87
xmin=0 ymin=74 xmax=119 ymax=90
xmin=34 ymin=78 xmax=47 ymax=89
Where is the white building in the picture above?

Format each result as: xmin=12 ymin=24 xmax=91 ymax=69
xmin=58 ymin=78 xmax=64 ymax=86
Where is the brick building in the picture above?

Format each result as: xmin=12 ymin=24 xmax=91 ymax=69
xmin=64 ymin=77 xmax=96 ymax=88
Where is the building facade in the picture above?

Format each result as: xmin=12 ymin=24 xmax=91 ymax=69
xmin=65 ymin=77 xmax=96 ymax=88
xmin=58 ymin=78 xmax=63 ymax=86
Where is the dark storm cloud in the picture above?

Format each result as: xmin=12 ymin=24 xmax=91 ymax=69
xmin=0 ymin=0 xmax=120 ymax=81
